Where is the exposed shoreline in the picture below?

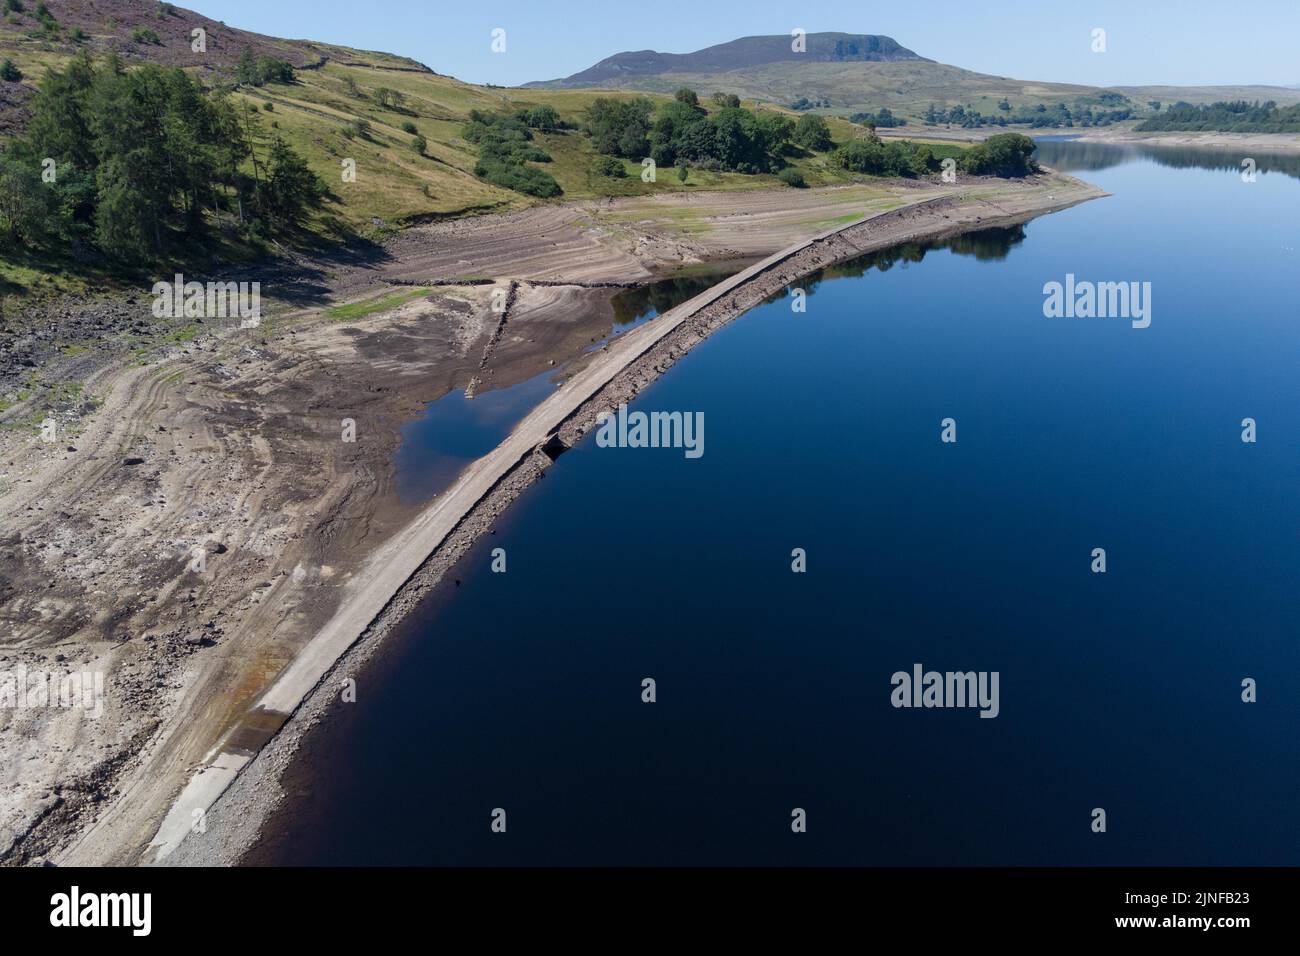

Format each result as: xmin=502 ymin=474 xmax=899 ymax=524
xmin=11 ymin=180 xmax=928 ymax=866
xmin=883 ymin=124 xmax=1300 ymax=154
xmin=157 ymin=172 xmax=1107 ymax=866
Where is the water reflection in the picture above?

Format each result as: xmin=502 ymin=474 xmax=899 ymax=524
xmin=765 ymin=224 xmax=1028 ymax=304
xmin=1034 ymin=138 xmax=1300 ymax=181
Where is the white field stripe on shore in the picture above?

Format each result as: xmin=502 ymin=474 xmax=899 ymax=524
xmin=147 ymin=194 xmax=952 ymax=862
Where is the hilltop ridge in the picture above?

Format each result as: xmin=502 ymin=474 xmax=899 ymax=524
xmin=526 ymin=32 xmax=926 ymax=88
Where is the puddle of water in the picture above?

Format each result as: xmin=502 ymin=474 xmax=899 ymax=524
xmin=394 ymin=263 xmax=750 ymax=504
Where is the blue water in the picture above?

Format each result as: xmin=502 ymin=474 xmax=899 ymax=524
xmin=254 ymin=144 xmax=1300 ymax=866
xmin=392 ymin=267 xmax=744 ymax=503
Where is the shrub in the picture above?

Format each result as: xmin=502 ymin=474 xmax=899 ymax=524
xmin=411 ymin=134 xmax=427 ymax=155
xmin=777 ymin=168 xmax=806 ymax=187
xmin=132 ymin=28 xmax=161 ymax=45
xmin=262 ymin=101 xmax=274 ymax=111
xmin=0 ymin=58 xmax=21 ymax=82
xmin=473 ymin=158 xmax=561 ymax=197
xmin=594 ymin=155 xmax=626 ymax=178
xmin=464 ymin=111 xmax=562 ymax=197
xmin=401 ymin=121 xmax=418 ymax=134
xmin=521 ymin=105 xmax=560 ymax=131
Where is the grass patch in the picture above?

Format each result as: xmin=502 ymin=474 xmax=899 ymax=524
xmin=326 ymin=286 xmax=433 ymax=321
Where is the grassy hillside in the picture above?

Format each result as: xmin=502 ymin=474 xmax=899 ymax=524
xmin=0 ymin=4 xmax=901 ymax=260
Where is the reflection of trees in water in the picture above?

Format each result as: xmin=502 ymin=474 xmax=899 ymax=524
xmin=1034 ymin=140 xmax=1300 ymax=180
xmin=611 ymin=268 xmax=745 ymax=326
xmin=764 ymin=224 xmax=1028 ymax=303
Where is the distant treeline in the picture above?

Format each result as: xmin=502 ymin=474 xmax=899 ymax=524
xmin=849 ymin=108 xmax=906 ymax=128
xmin=0 ymin=52 xmax=326 ymax=264
xmin=926 ymin=93 xmax=1134 ymax=129
xmin=1137 ymin=100 xmax=1300 ymax=133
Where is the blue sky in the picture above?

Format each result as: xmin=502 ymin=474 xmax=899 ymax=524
xmin=196 ymin=0 xmax=1300 ymax=89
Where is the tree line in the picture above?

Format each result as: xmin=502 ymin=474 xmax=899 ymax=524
xmin=925 ymin=95 xmax=1134 ymax=129
xmin=1137 ymin=100 xmax=1300 ymax=133
xmin=0 ymin=52 xmax=326 ymax=264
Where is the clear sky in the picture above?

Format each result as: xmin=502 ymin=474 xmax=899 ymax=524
xmin=194 ymin=0 xmax=1300 ymax=89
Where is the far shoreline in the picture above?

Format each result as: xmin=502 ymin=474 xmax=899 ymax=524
xmin=881 ymin=124 xmax=1300 ymax=154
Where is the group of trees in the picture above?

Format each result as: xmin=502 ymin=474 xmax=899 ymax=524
xmin=462 ymin=110 xmax=562 ymax=197
xmin=924 ymin=95 xmax=1133 ymax=130
xmin=833 ymin=135 xmax=939 ymax=178
xmin=832 ymin=131 xmax=1036 ymax=179
xmin=0 ymin=52 xmax=325 ymax=262
xmin=788 ymin=96 xmax=832 ymax=111
xmin=956 ymin=133 xmax=1038 ymax=176
xmin=588 ymin=88 xmax=804 ymax=174
xmin=1137 ymin=100 xmax=1300 ymax=133
xmin=849 ymin=108 xmax=906 ymax=128
xmin=236 ymin=49 xmax=295 ymax=88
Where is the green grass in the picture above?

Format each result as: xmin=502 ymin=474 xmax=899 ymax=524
xmin=326 ymin=286 xmax=434 ymax=321
xmin=164 ymin=324 xmax=200 ymax=343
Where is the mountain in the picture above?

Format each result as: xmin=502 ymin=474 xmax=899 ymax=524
xmin=526 ymin=32 xmax=1300 ymax=120
xmin=527 ymin=33 xmax=926 ymax=88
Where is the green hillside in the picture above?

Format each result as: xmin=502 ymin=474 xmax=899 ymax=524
xmin=0 ymin=7 xmax=906 ymax=242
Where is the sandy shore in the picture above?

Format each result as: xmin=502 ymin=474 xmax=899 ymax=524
xmin=152 ymin=171 xmax=1105 ymax=867
xmin=0 ymin=170 xmax=1101 ymax=867
xmin=882 ymin=124 xmax=1300 ymax=154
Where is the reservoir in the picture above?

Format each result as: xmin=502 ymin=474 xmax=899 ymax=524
xmin=251 ymin=141 xmax=1300 ymax=865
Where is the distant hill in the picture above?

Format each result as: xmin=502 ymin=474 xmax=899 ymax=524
xmin=526 ymin=32 xmax=1300 ymax=121
xmin=2 ymin=0 xmax=340 ymax=72
xmin=527 ymin=33 xmax=926 ymax=88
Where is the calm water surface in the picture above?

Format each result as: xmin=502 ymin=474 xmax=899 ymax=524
xmin=254 ymin=142 xmax=1299 ymax=866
